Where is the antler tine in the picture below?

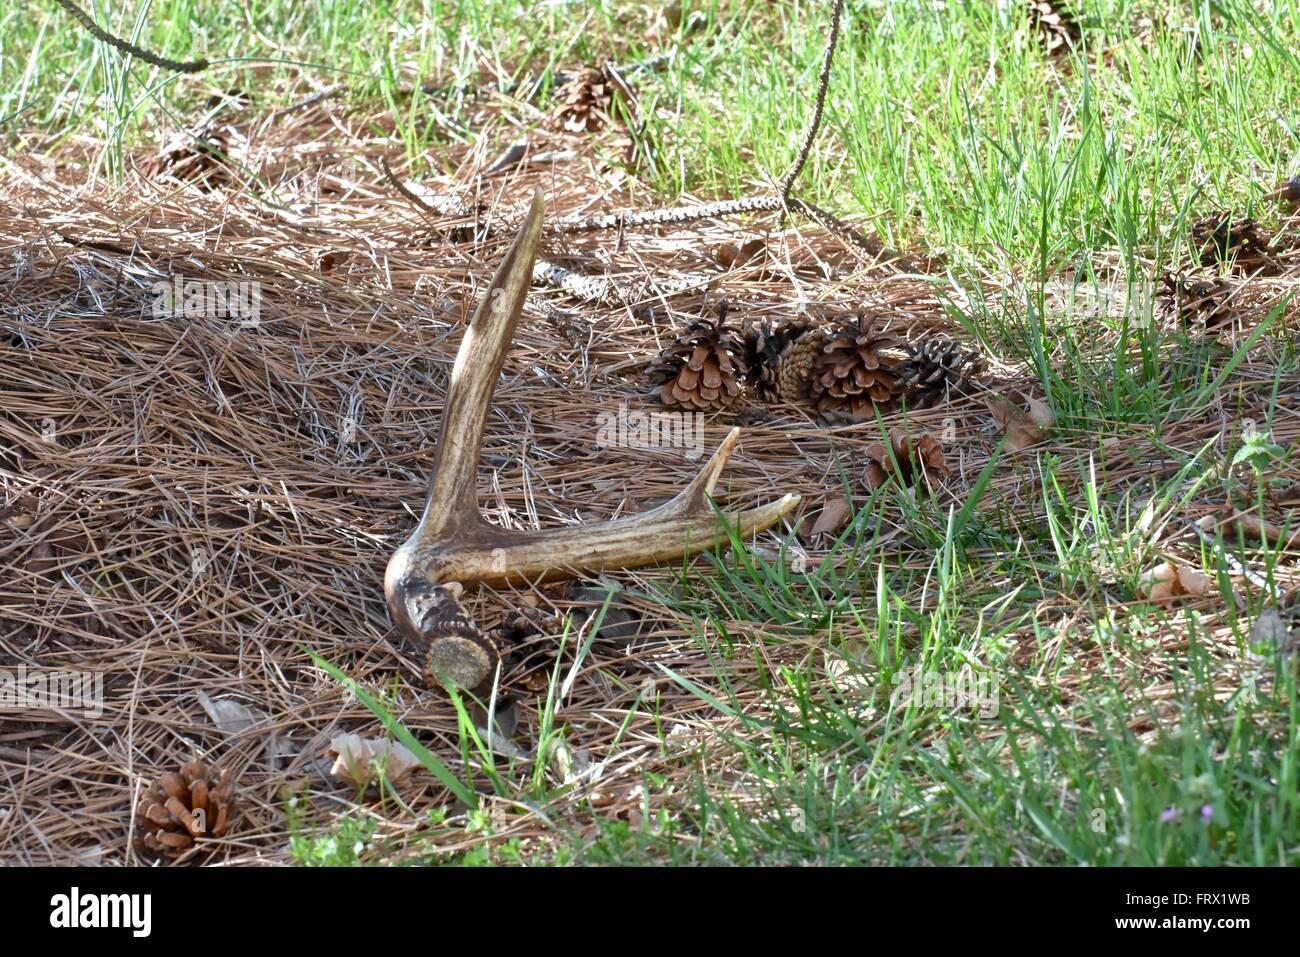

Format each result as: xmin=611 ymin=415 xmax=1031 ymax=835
xmin=385 ymin=188 xmax=800 ymax=688
xmin=418 ymin=188 xmax=547 ymax=536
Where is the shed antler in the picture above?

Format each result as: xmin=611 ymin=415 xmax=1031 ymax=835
xmin=385 ymin=189 xmax=800 ymax=688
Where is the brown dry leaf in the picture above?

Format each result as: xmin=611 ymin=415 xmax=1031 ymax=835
xmin=196 ymin=691 xmax=268 ymax=734
xmin=809 ymin=493 xmax=853 ymax=539
xmin=1249 ymin=607 xmax=1292 ymax=650
xmin=987 ymin=392 xmax=1054 ymax=453
xmin=716 ymin=238 xmax=764 ymax=270
xmin=196 ymin=691 xmax=293 ymax=767
xmin=326 ymin=734 xmax=422 ymax=787
xmin=27 ymin=540 xmax=55 ymax=576
xmin=570 ymin=584 xmax=642 ymax=642
xmin=1137 ymin=561 xmax=1212 ymax=606
xmin=318 ymin=250 xmax=350 ymax=274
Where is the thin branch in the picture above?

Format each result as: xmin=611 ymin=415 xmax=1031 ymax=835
xmin=50 ymin=0 xmax=209 ymax=73
xmin=532 ymin=259 xmax=708 ymax=303
xmin=266 ymin=83 xmax=346 ymax=123
xmin=555 ymin=196 xmax=783 ymax=233
xmin=778 ymin=0 xmax=844 ymax=200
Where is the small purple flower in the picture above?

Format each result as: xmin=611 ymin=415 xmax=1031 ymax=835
xmin=1201 ymin=805 xmax=1214 ymax=823
xmin=1161 ymin=806 xmax=1178 ymax=823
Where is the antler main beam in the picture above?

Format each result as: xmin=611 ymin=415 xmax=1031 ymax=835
xmin=385 ymin=189 xmax=799 ymax=688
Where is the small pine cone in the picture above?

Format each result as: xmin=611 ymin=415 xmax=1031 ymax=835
xmin=144 ymin=124 xmax=232 ymax=188
xmin=135 ymin=760 xmax=237 ymax=861
xmin=1192 ymin=213 xmax=1278 ymax=272
xmin=744 ymin=319 xmax=823 ymax=405
xmin=1027 ymin=1 xmax=1080 ymax=55
xmin=648 ymin=306 xmax=748 ymax=412
xmin=495 ymin=609 xmax=564 ymax=694
xmin=811 ymin=312 xmax=906 ymax=421
xmin=1264 ymin=176 xmax=1300 ymax=206
xmin=898 ymin=335 xmax=986 ymax=409
xmin=1158 ymin=272 xmax=1237 ymax=327
xmin=550 ymin=64 xmax=633 ymax=133
xmin=864 ymin=429 xmax=949 ymax=493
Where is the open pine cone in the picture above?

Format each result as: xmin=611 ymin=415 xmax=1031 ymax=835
xmin=744 ymin=318 xmax=823 ymax=405
xmin=1192 ymin=213 xmax=1278 ymax=273
xmin=648 ymin=306 xmax=748 ymax=412
xmin=811 ymin=312 xmax=905 ymax=421
xmin=1264 ymin=176 xmax=1300 ymax=206
xmin=550 ymin=64 xmax=633 ymax=133
xmin=898 ymin=335 xmax=986 ymax=409
xmin=864 ymin=429 xmax=949 ymax=493
xmin=1158 ymin=272 xmax=1238 ymax=327
xmin=143 ymin=124 xmax=234 ymax=189
xmin=1027 ymin=1 xmax=1080 ymax=55
xmin=135 ymin=760 xmax=237 ymax=860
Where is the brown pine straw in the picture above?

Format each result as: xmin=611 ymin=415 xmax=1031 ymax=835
xmin=1 ymin=92 xmax=1297 ymax=864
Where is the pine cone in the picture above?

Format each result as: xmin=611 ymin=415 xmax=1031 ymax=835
xmin=898 ymin=335 xmax=986 ymax=409
xmin=551 ymin=64 xmax=633 ymax=133
xmin=648 ymin=306 xmax=748 ymax=412
xmin=1027 ymin=1 xmax=1080 ymax=55
xmin=1158 ymin=272 xmax=1237 ymax=327
xmin=744 ymin=319 xmax=823 ymax=405
xmin=135 ymin=760 xmax=237 ymax=860
xmin=495 ymin=609 xmax=562 ymax=694
xmin=864 ymin=429 xmax=949 ymax=493
xmin=810 ymin=312 xmax=905 ymax=421
xmin=144 ymin=124 xmax=232 ymax=189
xmin=1192 ymin=213 xmax=1278 ymax=272
xmin=1264 ymin=176 xmax=1300 ymax=206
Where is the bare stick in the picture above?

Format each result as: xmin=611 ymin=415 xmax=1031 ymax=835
xmin=379 ymin=157 xmax=482 ymax=220
xmin=267 ymin=83 xmax=346 ymax=122
xmin=50 ymin=0 xmax=209 ymax=73
xmin=555 ymin=196 xmax=783 ymax=233
xmin=778 ymin=0 xmax=845 ymax=200
xmin=533 ymin=259 xmax=709 ymax=303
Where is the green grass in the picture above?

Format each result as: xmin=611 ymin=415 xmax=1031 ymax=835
xmin=6 ymin=0 xmax=1299 ymax=865
xmin=636 ymin=519 xmax=1300 ymax=866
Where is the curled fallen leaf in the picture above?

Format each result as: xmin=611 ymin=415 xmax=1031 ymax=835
xmin=1137 ymin=561 xmax=1212 ymax=606
xmin=326 ymin=734 xmax=423 ymax=788
xmin=1249 ymin=607 xmax=1293 ymax=651
xmin=864 ymin=429 xmax=949 ymax=492
xmin=987 ymin=392 xmax=1054 ymax=453
xmin=808 ymin=492 xmax=853 ymax=540
xmin=716 ymin=238 xmax=765 ymax=270
xmin=197 ymin=690 xmax=294 ymax=768
xmin=196 ymin=690 xmax=268 ymax=734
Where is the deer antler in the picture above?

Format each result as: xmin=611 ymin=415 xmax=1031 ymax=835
xmin=385 ymin=189 xmax=800 ymax=689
